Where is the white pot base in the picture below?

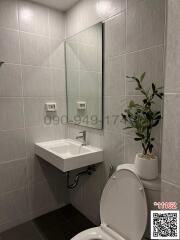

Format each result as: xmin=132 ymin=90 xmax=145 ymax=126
xmin=134 ymin=153 xmax=158 ymax=180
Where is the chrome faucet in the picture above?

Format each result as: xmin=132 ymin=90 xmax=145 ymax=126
xmin=76 ymin=131 xmax=87 ymax=146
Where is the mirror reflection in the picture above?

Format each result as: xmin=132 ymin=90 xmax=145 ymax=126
xmin=65 ymin=23 xmax=103 ymax=129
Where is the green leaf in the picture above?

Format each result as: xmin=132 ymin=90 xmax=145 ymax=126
xmin=136 ymin=132 xmax=144 ymax=138
xmin=123 ymin=127 xmax=133 ymax=130
xmin=152 ymin=83 xmax=156 ymax=92
xmin=152 ymin=119 xmax=160 ymax=127
xmin=140 ymin=72 xmax=146 ymax=82
xmin=156 ymin=93 xmax=163 ymax=99
xmin=134 ymin=138 xmax=142 ymax=141
xmin=129 ymin=100 xmax=135 ymax=108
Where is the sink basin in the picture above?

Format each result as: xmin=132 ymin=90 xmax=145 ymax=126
xmin=35 ymin=139 xmax=103 ymax=172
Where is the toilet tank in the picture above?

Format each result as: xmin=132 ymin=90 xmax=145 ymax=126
xmin=142 ymin=177 xmax=161 ymax=239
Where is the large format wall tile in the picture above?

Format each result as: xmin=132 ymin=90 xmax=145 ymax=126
xmin=52 ymin=69 xmax=66 ymax=97
xmin=0 ymin=0 xmax=67 ymax=232
xmin=103 ymin=131 xmax=125 ymax=167
xmin=104 ymin=96 xmax=126 ymax=133
xmin=0 ymin=159 xmax=27 ymax=194
xmin=20 ymin=32 xmax=50 ymax=67
xmin=49 ymin=9 xmax=65 ymax=40
xmin=165 ymin=0 xmax=180 ymax=94
xmin=24 ymin=97 xmax=53 ymax=127
xmin=18 ymin=0 xmax=49 ymax=36
xmin=0 ymin=63 xmax=22 ymax=97
xmin=0 ymin=0 xmax=18 ymax=30
xmin=105 ymin=11 xmax=126 ymax=58
xmin=0 ymin=188 xmax=29 ymax=225
xmin=98 ymin=0 xmax=126 ymax=18
xmin=66 ymin=0 xmax=126 ymax=38
xmin=28 ymin=179 xmax=58 ymax=216
xmin=0 ymin=29 xmax=20 ymax=64
xmin=0 ymin=98 xmax=24 ymax=131
xmin=126 ymin=46 xmax=164 ymax=95
xmin=50 ymin=40 xmax=65 ymax=68
xmin=127 ymin=0 xmax=165 ymax=52
xmin=105 ymin=55 xmax=125 ymax=97
xmin=161 ymin=181 xmax=180 ymax=207
xmin=0 ymin=129 xmax=26 ymax=163
xmin=162 ymin=94 xmax=180 ymax=185
xmin=22 ymin=66 xmax=54 ymax=97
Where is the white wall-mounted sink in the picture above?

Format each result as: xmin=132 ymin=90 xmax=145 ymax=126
xmin=35 ymin=139 xmax=103 ymax=172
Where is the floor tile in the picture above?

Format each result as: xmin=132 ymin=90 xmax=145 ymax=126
xmin=0 ymin=222 xmax=41 ymax=240
xmin=60 ymin=204 xmax=81 ymax=219
xmin=0 ymin=205 xmax=95 ymax=240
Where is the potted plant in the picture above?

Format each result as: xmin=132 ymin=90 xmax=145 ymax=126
xmin=121 ymin=73 xmax=163 ymax=180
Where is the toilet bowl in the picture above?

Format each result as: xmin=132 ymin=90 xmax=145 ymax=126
xmin=71 ymin=164 xmax=148 ymax=240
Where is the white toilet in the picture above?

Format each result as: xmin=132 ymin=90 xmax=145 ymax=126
xmin=71 ymin=164 xmax=150 ymax=240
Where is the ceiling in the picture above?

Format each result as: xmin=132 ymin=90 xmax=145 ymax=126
xmin=31 ymin=0 xmax=80 ymax=11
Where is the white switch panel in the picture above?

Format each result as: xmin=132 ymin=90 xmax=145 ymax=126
xmin=77 ymin=101 xmax=86 ymax=110
xmin=45 ymin=103 xmax=57 ymax=112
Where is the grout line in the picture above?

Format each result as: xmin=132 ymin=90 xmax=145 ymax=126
xmin=0 ymin=157 xmax=27 ymax=166
xmin=162 ymin=179 xmax=180 ymax=189
xmin=106 ymin=44 xmax=165 ymax=61
xmin=0 ymin=186 xmax=28 ymax=198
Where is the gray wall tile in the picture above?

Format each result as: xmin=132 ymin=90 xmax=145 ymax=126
xmin=50 ymin=40 xmax=65 ymax=68
xmin=22 ymin=66 xmax=54 ymax=97
xmin=127 ymin=0 xmax=165 ymax=52
xmin=24 ymin=97 xmax=55 ymax=127
xmin=165 ymin=0 xmax=180 ymax=94
xmin=0 ymin=159 xmax=27 ymax=194
xmin=162 ymin=94 xmax=180 ymax=185
xmin=0 ymin=0 xmax=67 ymax=232
xmin=0 ymin=0 xmax=18 ymax=30
xmin=20 ymin=32 xmax=50 ymax=67
xmin=0 ymin=29 xmax=20 ymax=64
xmin=0 ymin=129 xmax=26 ymax=163
xmin=49 ymin=9 xmax=65 ymax=40
xmin=105 ymin=11 xmax=126 ymax=58
xmin=161 ymin=181 xmax=180 ymax=207
xmin=28 ymin=179 xmax=59 ymax=217
xmin=0 ymin=188 xmax=29 ymax=225
xmin=0 ymin=63 xmax=22 ymax=97
xmin=0 ymin=98 xmax=24 ymax=131
xmin=18 ymin=0 xmax=49 ymax=36
xmin=52 ymin=69 xmax=66 ymax=97
xmin=105 ymin=55 xmax=125 ymax=97
xmin=126 ymin=46 xmax=164 ymax=95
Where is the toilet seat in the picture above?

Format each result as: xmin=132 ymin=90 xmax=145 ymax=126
xmin=71 ymin=226 xmax=123 ymax=240
xmin=71 ymin=165 xmax=148 ymax=240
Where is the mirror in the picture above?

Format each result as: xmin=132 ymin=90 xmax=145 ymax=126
xmin=65 ymin=23 xmax=103 ymax=129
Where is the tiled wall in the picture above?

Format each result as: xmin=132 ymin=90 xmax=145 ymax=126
xmin=66 ymin=0 xmax=166 ymax=224
xmin=0 ymin=0 xmax=69 ymax=232
xmin=161 ymin=0 xmax=180 ymax=207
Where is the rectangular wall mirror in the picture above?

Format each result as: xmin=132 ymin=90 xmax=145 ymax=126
xmin=65 ymin=23 xmax=103 ymax=129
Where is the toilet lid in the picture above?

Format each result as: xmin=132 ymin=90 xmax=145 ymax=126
xmin=100 ymin=167 xmax=147 ymax=240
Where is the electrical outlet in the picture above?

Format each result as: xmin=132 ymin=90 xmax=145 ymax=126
xmin=45 ymin=103 xmax=57 ymax=112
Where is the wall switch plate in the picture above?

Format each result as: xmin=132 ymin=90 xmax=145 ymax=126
xmin=77 ymin=101 xmax=87 ymax=110
xmin=45 ymin=103 xmax=57 ymax=112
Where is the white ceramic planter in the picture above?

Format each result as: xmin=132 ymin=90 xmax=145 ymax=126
xmin=135 ymin=153 xmax=158 ymax=180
